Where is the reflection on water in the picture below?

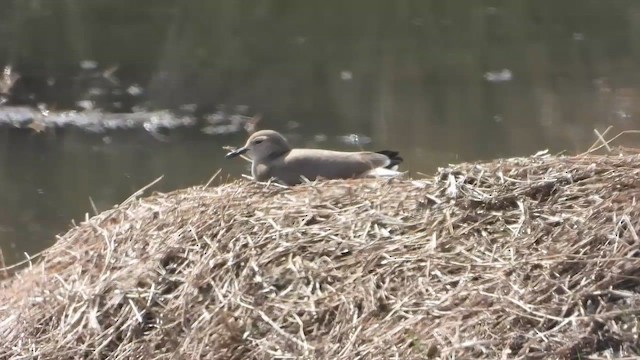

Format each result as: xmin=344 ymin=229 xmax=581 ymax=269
xmin=2 ymin=0 xmax=640 ymax=264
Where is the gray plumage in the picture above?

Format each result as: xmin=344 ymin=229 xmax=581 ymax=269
xmin=226 ymin=130 xmax=403 ymax=186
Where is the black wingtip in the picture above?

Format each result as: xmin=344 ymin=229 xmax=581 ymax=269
xmin=376 ymin=150 xmax=403 ymax=169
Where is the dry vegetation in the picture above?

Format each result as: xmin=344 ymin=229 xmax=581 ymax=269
xmin=1 ymin=148 xmax=640 ymax=359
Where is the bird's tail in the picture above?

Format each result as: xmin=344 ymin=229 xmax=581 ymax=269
xmin=376 ymin=150 xmax=404 ymax=170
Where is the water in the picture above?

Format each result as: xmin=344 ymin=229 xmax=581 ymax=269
xmin=2 ymin=0 xmax=640 ymax=265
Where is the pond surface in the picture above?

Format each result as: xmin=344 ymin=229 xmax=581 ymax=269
xmin=2 ymin=0 xmax=640 ymax=265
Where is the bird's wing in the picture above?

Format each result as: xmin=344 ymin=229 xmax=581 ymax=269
xmin=273 ymin=149 xmax=388 ymax=182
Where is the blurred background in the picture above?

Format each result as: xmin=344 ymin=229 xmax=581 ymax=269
xmin=2 ymin=0 xmax=640 ymax=265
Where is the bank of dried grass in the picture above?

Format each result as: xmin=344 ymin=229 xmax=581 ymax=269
xmin=1 ymin=149 xmax=640 ymax=359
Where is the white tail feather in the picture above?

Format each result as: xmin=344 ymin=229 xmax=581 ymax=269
xmin=363 ymin=167 xmax=403 ymax=178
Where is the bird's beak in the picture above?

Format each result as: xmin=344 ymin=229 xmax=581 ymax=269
xmin=225 ymin=146 xmax=249 ymax=159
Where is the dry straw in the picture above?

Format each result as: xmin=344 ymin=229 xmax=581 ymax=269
xmin=1 ymin=144 xmax=640 ymax=359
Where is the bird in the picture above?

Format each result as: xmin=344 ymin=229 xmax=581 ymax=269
xmin=225 ymin=129 xmax=403 ymax=186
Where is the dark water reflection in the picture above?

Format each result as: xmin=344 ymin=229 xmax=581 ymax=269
xmin=2 ymin=0 xmax=640 ymax=264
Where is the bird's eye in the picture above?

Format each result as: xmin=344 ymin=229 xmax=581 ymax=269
xmin=254 ymin=139 xmax=263 ymax=145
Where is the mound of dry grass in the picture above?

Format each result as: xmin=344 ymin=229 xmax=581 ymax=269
xmin=1 ymin=149 xmax=640 ymax=359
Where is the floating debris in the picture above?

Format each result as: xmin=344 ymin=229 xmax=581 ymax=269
xmin=126 ymin=84 xmax=144 ymax=96
xmin=179 ymin=103 xmax=198 ymax=113
xmin=27 ymin=120 xmax=46 ymax=133
xmin=0 ymin=65 xmax=20 ymax=95
xmin=201 ymin=107 xmax=260 ymax=135
xmin=338 ymin=133 xmax=372 ymax=146
xmin=76 ymin=100 xmax=95 ymax=111
xmin=313 ymin=133 xmax=328 ymax=143
xmin=484 ymin=68 xmax=513 ymax=83
xmin=79 ymin=60 xmax=98 ymax=70
xmin=0 ymin=106 xmax=195 ymax=133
